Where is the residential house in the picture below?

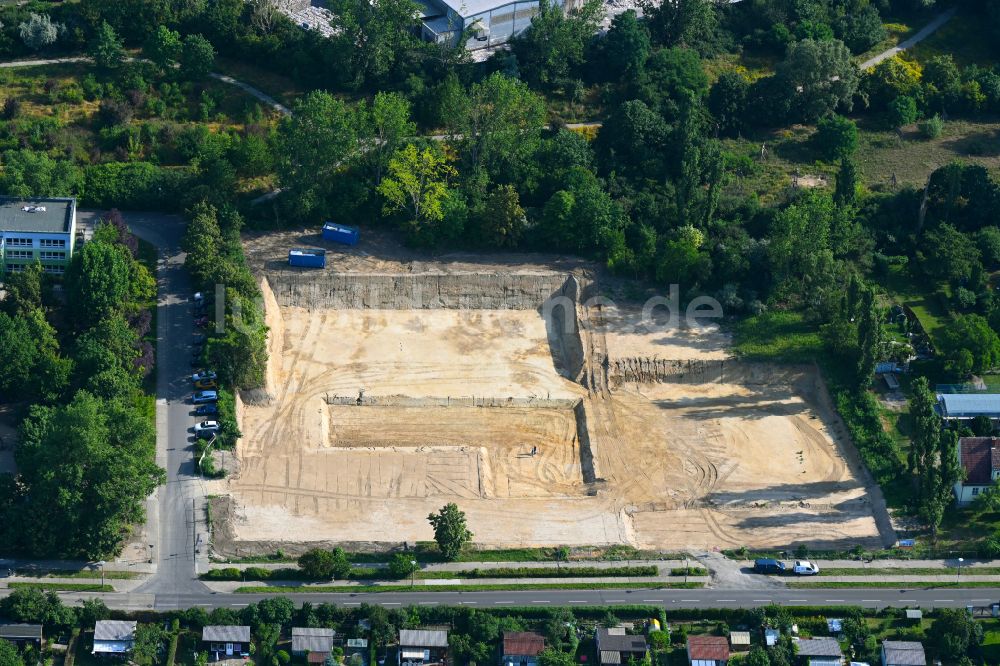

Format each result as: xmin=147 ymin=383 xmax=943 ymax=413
xmin=92 ymin=620 xmax=136 ymax=657
xmin=0 ymin=196 xmax=78 ymax=275
xmin=0 ymin=624 xmax=42 ymax=650
xmin=596 ymin=628 xmax=648 ymax=666
xmin=501 ymin=632 xmax=545 ymax=666
xmin=202 ymin=626 xmax=251 ymax=661
xmin=398 ymin=629 xmax=449 ymax=666
xmin=346 ymin=638 xmax=369 ymax=665
xmin=795 ymin=638 xmax=843 ymax=666
xmin=729 ymin=632 xmax=750 ymax=652
xmin=687 ymin=635 xmax=729 ymax=666
xmin=954 ymin=437 xmax=1000 ymax=504
xmin=292 ymin=628 xmax=335 ymax=661
xmin=881 ymin=641 xmax=926 ymax=666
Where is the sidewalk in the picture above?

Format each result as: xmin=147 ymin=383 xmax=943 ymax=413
xmin=206 ymin=559 xmax=698 ymax=572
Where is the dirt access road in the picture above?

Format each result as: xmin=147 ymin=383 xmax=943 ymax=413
xmin=208 ymin=229 xmax=890 ymax=556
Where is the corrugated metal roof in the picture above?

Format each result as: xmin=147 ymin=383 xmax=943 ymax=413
xmin=0 ymin=624 xmax=42 ymax=640
xmin=939 ymin=393 xmax=1000 ymax=418
xmin=292 ymin=628 xmax=335 ymax=653
xmin=596 ymin=629 xmax=647 ymax=653
xmin=600 ymin=651 xmax=621 ymax=665
xmin=730 ymin=632 xmax=750 ymax=645
xmin=688 ymin=636 xmax=730 ymax=661
xmin=503 ymin=632 xmax=545 ymax=657
xmin=882 ymin=641 xmax=926 ymax=666
xmin=796 ymin=638 xmax=843 ymax=657
xmin=94 ymin=621 xmax=136 ymax=642
xmin=203 ymin=626 xmax=251 ymax=643
xmin=399 ymin=629 xmax=448 ymax=647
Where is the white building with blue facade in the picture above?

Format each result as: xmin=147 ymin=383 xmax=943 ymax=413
xmin=417 ymin=0 xmax=578 ymax=49
xmin=0 ymin=196 xmax=77 ymax=275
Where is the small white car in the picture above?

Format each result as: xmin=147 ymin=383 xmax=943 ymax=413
xmin=793 ymin=560 xmax=820 ymax=575
xmin=194 ymin=420 xmax=220 ymax=437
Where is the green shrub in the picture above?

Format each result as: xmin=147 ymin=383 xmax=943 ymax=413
xmin=919 ymin=114 xmax=943 ymax=139
xmin=887 ymin=96 xmax=918 ymax=128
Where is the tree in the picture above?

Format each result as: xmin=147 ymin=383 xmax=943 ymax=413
xmin=0 ymin=638 xmax=23 ymax=666
xmin=378 ymin=144 xmax=457 ymax=231
xmin=918 ymin=224 xmax=981 ymax=283
xmin=887 ymin=96 xmax=918 ymax=128
xmin=0 ymin=149 xmax=83 ymax=198
xmin=18 ymin=14 xmax=61 ymax=51
xmin=641 ymin=0 xmax=717 ymax=49
xmin=298 ymin=549 xmax=338 ymax=580
xmin=274 ymin=91 xmax=359 ymax=219
xmin=815 ymin=115 xmax=858 ymax=161
xmin=745 ymin=646 xmax=769 ymax=666
xmin=854 ymin=284 xmax=885 ymax=390
xmin=327 ymin=0 xmax=423 ymax=88
xmin=602 ymin=10 xmax=650 ymax=81
xmin=388 ymin=553 xmax=419 ymax=579
xmin=133 ymin=624 xmax=164 ymax=666
xmin=836 ymin=5 xmax=886 ymax=54
xmin=929 ymin=608 xmax=984 ymax=662
xmin=776 ymin=39 xmax=858 ymax=123
xmin=79 ymin=598 xmax=110 ymax=627
xmin=0 ymin=261 xmax=43 ymax=317
xmin=634 ymin=47 xmax=709 ymax=123
xmin=427 ymin=503 xmax=473 ymax=560
xmin=144 ymin=26 xmax=182 ymax=73
xmin=863 ymin=56 xmax=922 ymax=110
xmin=358 ymin=92 xmax=415 ymax=186
xmin=939 ymin=314 xmax=1000 ymax=376
xmin=180 ymin=34 xmax=215 ymax=81
xmin=0 ymin=587 xmax=74 ymax=628
xmin=908 ymin=377 xmax=962 ymax=537
xmin=475 ymin=185 xmax=526 ymax=248
xmin=708 ymin=71 xmax=749 ymax=136
xmin=511 ymin=0 xmax=603 ymax=88
xmin=537 ymin=649 xmax=574 ymax=666
xmin=65 ymin=241 xmax=136 ymax=327
xmin=91 ymin=22 xmax=125 ymax=72
xmin=978 ymin=226 xmax=1000 ymax=269
xmin=834 ymin=156 xmax=858 ymax=206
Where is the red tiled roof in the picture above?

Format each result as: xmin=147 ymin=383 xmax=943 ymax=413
xmin=688 ymin=636 xmax=730 ymax=661
xmin=959 ymin=437 xmax=1000 ymax=485
xmin=307 ymin=653 xmax=327 ymax=664
xmin=503 ymin=632 xmax=545 ymax=657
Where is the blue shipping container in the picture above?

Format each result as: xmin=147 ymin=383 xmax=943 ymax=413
xmin=322 ymin=222 xmax=360 ymax=246
xmin=288 ymin=248 xmax=327 ymax=268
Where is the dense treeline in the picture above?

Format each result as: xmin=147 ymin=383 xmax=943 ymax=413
xmin=0 ymin=214 xmax=164 ymax=558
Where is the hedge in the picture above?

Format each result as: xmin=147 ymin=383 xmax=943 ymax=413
xmin=81 ymin=162 xmax=195 ymax=211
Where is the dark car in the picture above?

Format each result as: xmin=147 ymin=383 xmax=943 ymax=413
xmin=194 ymin=404 xmax=219 ymax=416
xmin=753 ymin=558 xmax=787 ymax=575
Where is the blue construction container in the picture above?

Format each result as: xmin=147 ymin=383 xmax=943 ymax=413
xmin=322 ymin=222 xmax=360 ymax=246
xmin=288 ymin=248 xmax=326 ymax=268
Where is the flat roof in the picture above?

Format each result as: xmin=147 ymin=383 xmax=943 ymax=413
xmin=426 ymin=0 xmax=536 ymax=20
xmin=938 ymin=393 xmax=1000 ymax=417
xmin=0 ymin=196 xmax=75 ymax=234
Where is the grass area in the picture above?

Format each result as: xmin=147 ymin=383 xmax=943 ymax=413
xmin=788 ymin=580 xmax=1000 ymax=588
xmin=205 ymin=565 xmax=663 ymax=582
xmin=818 ymin=567 xmax=1000 ymax=576
xmin=234 ymin=582 xmax=702 ymax=593
xmin=213 ymin=56 xmax=303 ymax=108
xmin=731 ymin=311 xmax=824 ymax=362
xmin=904 ymin=11 xmax=995 ymax=68
xmin=983 ymin=620 xmax=1000 ymax=664
xmin=855 ymin=21 xmax=917 ymax=67
xmin=856 ymin=116 xmax=1000 ymax=191
xmin=8 ymin=582 xmax=114 ymax=592
xmin=882 ymin=264 xmax=950 ymax=345
xmin=13 ymin=569 xmax=137 ymax=579
xmin=702 ymin=51 xmax=776 ymax=83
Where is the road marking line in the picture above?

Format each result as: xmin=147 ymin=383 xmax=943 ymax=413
xmin=934 ymin=599 xmax=953 ymax=603
xmin=788 ymin=599 xmax=807 ymax=603
xmin=716 ymin=599 xmax=735 ymax=602
xmin=606 ymin=599 xmax=626 ymax=603
xmin=459 ymin=601 xmax=477 ymax=605
xmin=382 ymin=602 xmax=401 ymax=606
xmin=343 ymin=603 xmax=360 ymax=606
xmin=825 ymin=599 xmax=845 ymax=602
xmin=531 ymin=600 xmax=550 ymax=604
xmin=642 ymin=599 xmax=663 ymax=603
xmin=753 ymin=599 xmax=771 ymax=603
xmin=418 ymin=602 xmax=438 ymax=606
xmin=568 ymin=600 xmax=587 ymax=603
xmin=230 ymin=604 xmax=247 ymax=607
xmin=681 ymin=600 xmax=699 ymax=603
xmin=494 ymin=601 xmax=514 ymax=605
xmin=196 ymin=603 xmax=211 ymax=607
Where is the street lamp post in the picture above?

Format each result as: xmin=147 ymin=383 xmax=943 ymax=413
xmin=958 ymin=557 xmax=964 ymax=584
xmin=149 ymin=543 xmax=154 ymax=564
xmin=410 ymin=560 xmax=417 ymax=588
xmin=97 ymin=560 xmax=105 ymax=588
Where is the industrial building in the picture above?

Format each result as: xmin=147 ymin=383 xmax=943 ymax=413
xmin=417 ymin=0 xmax=580 ymax=49
xmin=937 ymin=393 xmax=1000 ymax=421
xmin=0 ymin=196 xmax=77 ymax=275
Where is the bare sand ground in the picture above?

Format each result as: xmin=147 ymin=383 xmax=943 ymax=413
xmin=217 ymin=290 xmax=884 ymax=552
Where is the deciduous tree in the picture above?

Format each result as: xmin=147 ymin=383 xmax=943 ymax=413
xmin=427 ymin=502 xmax=472 ymax=560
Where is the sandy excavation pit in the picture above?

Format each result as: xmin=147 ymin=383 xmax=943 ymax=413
xmin=213 ymin=255 xmax=890 ymax=554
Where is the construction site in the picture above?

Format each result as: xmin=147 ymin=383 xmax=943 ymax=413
xmin=209 ymin=231 xmax=891 ymax=556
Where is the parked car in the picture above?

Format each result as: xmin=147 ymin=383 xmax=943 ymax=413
xmin=194 ymin=379 xmax=218 ymax=390
xmin=194 ymin=404 xmax=219 ymax=416
xmin=793 ymin=560 xmax=819 ymax=575
xmin=753 ymin=558 xmax=786 ymax=575
xmin=192 ymin=390 xmax=218 ymax=404
xmin=194 ymin=316 xmax=210 ymax=328
xmin=191 ymin=371 xmax=217 ymax=382
xmin=194 ymin=420 xmax=220 ymax=437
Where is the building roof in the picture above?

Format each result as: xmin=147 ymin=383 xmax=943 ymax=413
xmin=687 ymin=635 xmax=730 ymax=660
xmin=399 ymin=629 xmax=448 ymax=647
xmin=0 ymin=624 xmax=42 ymax=640
xmin=764 ymin=629 xmax=779 ymax=646
xmin=503 ymin=632 xmax=545 ymax=657
xmin=596 ymin=628 xmax=648 ymax=653
xmin=307 ymin=652 xmax=328 ymax=663
xmin=730 ymin=631 xmax=751 ymax=645
xmin=426 ymin=0 xmax=523 ymax=20
xmin=938 ymin=393 xmax=1000 ymax=418
xmin=94 ymin=621 xmax=137 ymax=642
xmin=882 ymin=641 xmax=926 ymax=666
xmin=904 ymin=610 xmax=922 ymax=620
xmin=600 ymin=651 xmax=621 ymax=665
xmin=203 ymin=626 xmax=251 ymax=643
xmin=292 ymin=628 xmax=335 ymax=653
xmin=959 ymin=437 xmax=1000 ymax=485
xmin=0 ymin=197 xmax=75 ymax=234
xmin=796 ymin=638 xmax=843 ymax=657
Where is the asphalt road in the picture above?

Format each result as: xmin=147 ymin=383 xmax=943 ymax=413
xmin=14 ymin=587 xmax=997 ymax=612
xmin=78 ymin=211 xmax=211 ymax=599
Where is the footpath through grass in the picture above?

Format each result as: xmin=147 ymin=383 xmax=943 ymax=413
xmin=234 ymin=582 xmax=703 ymax=594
